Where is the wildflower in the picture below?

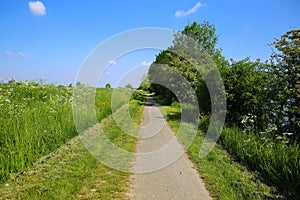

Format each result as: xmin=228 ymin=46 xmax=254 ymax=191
xmin=283 ymin=132 xmax=293 ymax=136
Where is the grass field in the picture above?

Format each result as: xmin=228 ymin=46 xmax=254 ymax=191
xmin=0 ymin=80 xmax=144 ymax=199
xmin=0 ymin=100 xmax=144 ymax=199
xmin=0 ymin=80 xmax=132 ymax=183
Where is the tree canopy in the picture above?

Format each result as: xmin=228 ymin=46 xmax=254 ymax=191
xmin=269 ymin=28 xmax=300 ymax=139
xmin=147 ymin=21 xmax=299 ymax=142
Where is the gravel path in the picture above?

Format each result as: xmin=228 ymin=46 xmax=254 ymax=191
xmin=128 ymin=98 xmax=212 ymax=200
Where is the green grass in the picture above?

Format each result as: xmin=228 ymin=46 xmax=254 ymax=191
xmin=0 ymin=81 xmax=75 ymax=183
xmin=220 ymin=127 xmax=300 ymax=199
xmin=160 ymin=105 xmax=282 ymax=200
xmin=0 ymin=100 xmax=144 ymax=199
xmin=0 ymin=80 xmax=131 ymax=183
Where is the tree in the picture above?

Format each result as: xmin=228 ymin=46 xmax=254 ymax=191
xmin=105 ymin=83 xmax=111 ymax=88
xmin=76 ymin=82 xmax=82 ymax=87
xmin=223 ymin=58 xmax=270 ymax=131
xmin=125 ymin=83 xmax=133 ymax=89
xmin=181 ymin=21 xmax=218 ymax=56
xmin=139 ymin=74 xmax=151 ymax=91
xmin=148 ymin=21 xmax=227 ymax=113
xmin=269 ymin=28 xmax=300 ymax=140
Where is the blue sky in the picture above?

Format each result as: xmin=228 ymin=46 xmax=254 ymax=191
xmin=0 ymin=0 xmax=299 ymax=87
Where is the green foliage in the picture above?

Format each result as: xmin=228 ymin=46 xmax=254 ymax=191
xmin=223 ymin=58 xmax=270 ymax=131
xmin=125 ymin=83 xmax=133 ymax=89
xmin=131 ymin=89 xmax=146 ymax=103
xmin=147 ymin=20 xmax=300 ymax=199
xmin=179 ymin=21 xmax=220 ymax=56
xmin=269 ymin=28 xmax=300 ymax=140
xmin=105 ymin=83 xmax=111 ymax=88
xmin=139 ymin=74 xmax=151 ymax=91
xmin=149 ymin=21 xmax=226 ymax=114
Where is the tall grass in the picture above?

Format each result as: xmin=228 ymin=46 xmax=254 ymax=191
xmin=0 ymin=80 xmax=131 ymax=183
xmin=0 ymin=81 xmax=74 ymax=182
xmin=220 ymin=127 xmax=300 ymax=199
xmin=198 ymin=115 xmax=300 ymax=199
xmin=162 ymin=105 xmax=279 ymax=199
xmin=0 ymin=100 xmax=144 ymax=199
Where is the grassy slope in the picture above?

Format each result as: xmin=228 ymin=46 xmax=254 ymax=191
xmin=160 ymin=106 xmax=282 ymax=200
xmin=0 ymin=101 xmax=144 ymax=200
xmin=0 ymin=83 xmax=131 ymax=183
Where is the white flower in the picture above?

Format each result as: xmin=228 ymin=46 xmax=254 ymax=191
xmin=283 ymin=132 xmax=293 ymax=136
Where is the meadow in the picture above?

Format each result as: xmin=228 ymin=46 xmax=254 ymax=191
xmin=0 ymin=80 xmax=131 ymax=183
xmin=0 ymin=95 xmax=143 ymax=199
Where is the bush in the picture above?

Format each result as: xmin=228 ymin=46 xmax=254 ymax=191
xmin=131 ymin=90 xmax=145 ymax=103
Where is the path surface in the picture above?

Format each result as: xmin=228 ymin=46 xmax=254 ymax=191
xmin=128 ymin=97 xmax=212 ymax=200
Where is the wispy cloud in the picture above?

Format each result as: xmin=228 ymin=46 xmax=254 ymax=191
xmin=108 ymin=60 xmax=117 ymax=65
xmin=5 ymin=51 xmax=25 ymax=57
xmin=175 ymin=2 xmax=205 ymax=18
xmin=28 ymin=1 xmax=46 ymax=16
xmin=141 ymin=61 xmax=152 ymax=67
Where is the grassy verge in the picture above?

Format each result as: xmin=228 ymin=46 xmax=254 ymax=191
xmin=0 ymin=81 xmax=75 ymax=183
xmin=160 ymin=105 xmax=282 ymax=200
xmin=0 ymin=100 xmax=144 ymax=199
xmin=221 ymin=127 xmax=300 ymax=199
xmin=0 ymin=80 xmax=130 ymax=183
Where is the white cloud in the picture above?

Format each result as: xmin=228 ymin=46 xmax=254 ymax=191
xmin=175 ymin=2 xmax=205 ymax=18
xmin=108 ymin=60 xmax=117 ymax=65
xmin=141 ymin=61 xmax=152 ymax=67
xmin=28 ymin=1 xmax=46 ymax=16
xmin=5 ymin=51 xmax=25 ymax=57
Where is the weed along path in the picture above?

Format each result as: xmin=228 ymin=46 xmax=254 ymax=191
xmin=128 ymin=98 xmax=212 ymax=200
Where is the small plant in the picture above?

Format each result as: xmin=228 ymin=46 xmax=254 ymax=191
xmin=240 ymin=113 xmax=256 ymax=133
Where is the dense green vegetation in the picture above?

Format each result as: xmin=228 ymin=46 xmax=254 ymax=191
xmin=0 ymin=100 xmax=144 ymax=199
xmin=147 ymin=21 xmax=300 ymax=199
xmin=0 ymin=19 xmax=298 ymax=199
xmin=0 ymin=80 xmax=130 ymax=183
xmin=161 ymin=105 xmax=282 ymax=199
xmin=221 ymin=127 xmax=300 ymax=198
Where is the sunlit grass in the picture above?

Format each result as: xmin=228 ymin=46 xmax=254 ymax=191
xmin=0 ymin=80 xmax=130 ymax=183
xmin=221 ymin=127 xmax=300 ymax=199
xmin=0 ymin=80 xmax=144 ymax=199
